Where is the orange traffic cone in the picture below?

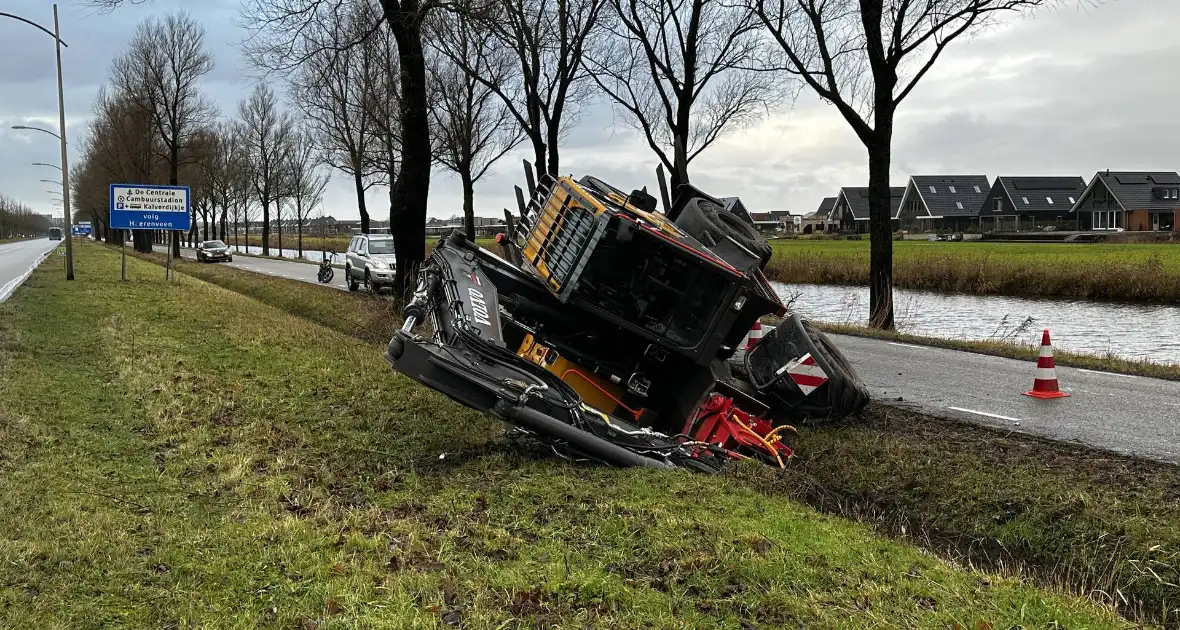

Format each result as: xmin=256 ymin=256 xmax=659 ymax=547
xmin=1024 ymin=329 xmax=1070 ymax=399
xmin=744 ymin=321 xmax=765 ymax=350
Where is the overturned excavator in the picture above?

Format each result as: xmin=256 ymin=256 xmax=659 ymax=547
xmin=384 ymin=164 xmax=869 ymax=473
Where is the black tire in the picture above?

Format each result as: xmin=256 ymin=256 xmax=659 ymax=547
xmin=733 ymin=314 xmax=870 ymax=424
xmin=364 ymin=270 xmax=376 ymax=294
xmin=346 ymin=266 xmax=359 ymax=291
xmin=673 ymin=197 xmax=773 ymax=270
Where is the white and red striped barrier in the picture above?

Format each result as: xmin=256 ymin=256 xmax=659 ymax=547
xmin=780 ymin=353 xmax=828 ymax=395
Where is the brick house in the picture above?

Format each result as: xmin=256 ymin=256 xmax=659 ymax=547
xmin=1070 ymin=171 xmax=1180 ymax=232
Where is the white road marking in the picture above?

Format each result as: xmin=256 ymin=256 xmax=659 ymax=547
xmin=949 ymin=407 xmax=1025 ymax=424
xmin=888 ymin=342 xmax=930 ymax=350
xmin=1076 ymin=368 xmax=1138 ymax=379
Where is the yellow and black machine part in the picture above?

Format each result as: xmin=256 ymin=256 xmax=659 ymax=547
xmin=516 ymin=333 xmax=653 ymax=424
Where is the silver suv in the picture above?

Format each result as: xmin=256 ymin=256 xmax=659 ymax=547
xmin=344 ymin=233 xmax=396 ymax=292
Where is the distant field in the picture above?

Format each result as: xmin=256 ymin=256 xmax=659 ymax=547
xmin=770 ymin=238 xmax=1180 ymax=269
xmin=766 ymin=238 xmax=1180 ymax=303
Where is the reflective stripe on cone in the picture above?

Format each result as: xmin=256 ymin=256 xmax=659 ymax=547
xmin=1024 ymin=329 xmax=1070 ymax=399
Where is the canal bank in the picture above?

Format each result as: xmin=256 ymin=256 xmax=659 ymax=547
xmin=774 ymin=282 xmax=1180 ymax=367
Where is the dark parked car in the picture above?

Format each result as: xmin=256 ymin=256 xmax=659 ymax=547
xmin=196 ymin=240 xmax=233 ymax=263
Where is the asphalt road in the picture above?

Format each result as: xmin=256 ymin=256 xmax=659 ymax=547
xmin=830 ymin=334 xmax=1180 ymax=463
xmin=159 ymin=244 xmax=1180 ymax=464
xmin=155 ymin=245 xmax=351 ymax=291
xmin=0 ymin=238 xmax=58 ymax=303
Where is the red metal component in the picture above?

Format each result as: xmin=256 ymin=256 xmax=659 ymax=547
xmin=681 ymin=393 xmax=794 ymax=463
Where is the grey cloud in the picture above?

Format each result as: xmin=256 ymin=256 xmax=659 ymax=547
xmin=1 ymin=0 xmax=1173 ymax=222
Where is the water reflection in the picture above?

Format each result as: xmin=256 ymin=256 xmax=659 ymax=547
xmin=773 ymin=283 xmax=1180 ymax=365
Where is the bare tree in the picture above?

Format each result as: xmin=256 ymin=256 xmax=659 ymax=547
xmin=76 ymin=86 xmax=162 ymax=250
xmin=286 ymin=130 xmax=331 ymax=258
xmin=237 ymin=82 xmax=298 ymax=256
xmin=749 ymin=0 xmax=1048 ymax=329
xmin=426 ymin=11 xmax=524 ymax=238
xmin=204 ymin=122 xmax=251 ymax=245
xmin=587 ymin=0 xmax=786 ymax=192
xmin=111 ymin=10 xmax=216 ymax=258
xmin=287 ymin=2 xmax=383 ymax=234
xmin=0 ymin=195 xmax=49 ymax=239
xmin=442 ymin=0 xmax=607 ymax=181
xmin=239 ymin=0 xmax=444 ymax=298
xmin=361 ymin=17 xmax=404 ymax=232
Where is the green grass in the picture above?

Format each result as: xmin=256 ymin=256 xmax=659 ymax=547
xmin=127 ymin=243 xmax=1180 ymax=625
xmin=750 ymin=405 xmax=1180 ymax=625
xmin=0 ymin=242 xmax=1137 ymax=628
xmin=766 ymin=239 xmax=1180 ymax=303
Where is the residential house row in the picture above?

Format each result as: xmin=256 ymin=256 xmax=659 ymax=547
xmin=802 ymin=171 xmax=1180 ymax=234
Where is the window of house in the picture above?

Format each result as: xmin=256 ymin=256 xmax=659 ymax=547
xmin=1046 ymin=197 xmax=1054 ymax=204
xmin=956 ymin=201 xmax=964 ymax=210
xmin=994 ymin=198 xmax=1002 ymax=212
xmin=974 ymin=185 xmax=982 ymax=193
xmin=1022 ymin=196 xmax=1030 ymax=204
xmin=949 ymin=186 xmax=957 ymax=194
xmin=929 ymin=186 xmax=937 ymax=194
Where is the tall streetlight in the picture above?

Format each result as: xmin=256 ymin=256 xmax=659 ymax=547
xmin=32 ymin=162 xmax=62 ymax=171
xmin=2 ymin=5 xmax=73 ymax=280
xmin=40 ymin=178 xmax=63 ymax=186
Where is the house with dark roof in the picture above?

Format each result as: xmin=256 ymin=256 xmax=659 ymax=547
xmin=830 ymin=186 xmax=905 ymax=233
xmin=979 ymin=176 xmax=1086 ymax=231
xmin=895 ymin=176 xmax=990 ymax=231
xmin=799 ymin=197 xmax=837 ymax=234
xmin=1070 ymin=171 xmax=1180 ymax=232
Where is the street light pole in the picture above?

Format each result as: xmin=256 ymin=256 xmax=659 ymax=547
xmin=53 ymin=4 xmax=73 ymax=280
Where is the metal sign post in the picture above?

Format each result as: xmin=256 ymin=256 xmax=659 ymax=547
xmin=108 ymin=183 xmax=191 ymax=283
xmin=121 ymin=231 xmax=127 ymax=281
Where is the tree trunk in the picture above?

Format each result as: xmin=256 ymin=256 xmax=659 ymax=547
xmin=277 ymin=210 xmax=283 ymax=257
xmin=866 ymin=132 xmax=894 ymax=330
xmin=261 ymin=200 xmax=271 ymax=255
xmin=133 ymin=230 xmax=152 ymax=253
xmin=244 ymin=216 xmax=250 ymax=251
xmin=387 ymin=11 xmax=431 ymax=302
xmin=462 ymin=170 xmax=475 ymax=239
xmin=352 ymin=167 xmax=370 ymax=234
xmin=297 ymin=202 xmax=304 ymax=258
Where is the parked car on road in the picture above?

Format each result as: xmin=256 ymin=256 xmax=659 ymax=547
xmin=196 ymin=240 xmax=233 ymax=263
xmin=344 ymin=233 xmax=396 ymax=292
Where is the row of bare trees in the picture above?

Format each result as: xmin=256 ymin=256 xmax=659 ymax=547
xmin=72 ymin=12 xmax=330 ymax=259
xmin=0 ymin=194 xmax=50 ymax=240
xmin=89 ymin=0 xmax=1050 ymax=326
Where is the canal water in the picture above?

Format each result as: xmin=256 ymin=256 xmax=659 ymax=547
xmin=772 ymin=283 xmax=1180 ymax=365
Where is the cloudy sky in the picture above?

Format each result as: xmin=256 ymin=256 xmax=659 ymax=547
xmin=0 ymin=0 xmax=1175 ymax=223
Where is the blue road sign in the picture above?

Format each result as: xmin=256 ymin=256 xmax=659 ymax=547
xmin=109 ymin=184 xmax=191 ymax=231
xmin=72 ymin=222 xmax=92 ymax=236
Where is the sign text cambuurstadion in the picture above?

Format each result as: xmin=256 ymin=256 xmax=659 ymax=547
xmin=109 ymin=184 xmax=192 ymax=231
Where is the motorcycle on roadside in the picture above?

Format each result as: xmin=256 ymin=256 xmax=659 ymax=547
xmin=318 ymin=250 xmax=335 ymax=284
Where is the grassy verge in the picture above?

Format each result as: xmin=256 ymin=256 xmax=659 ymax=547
xmin=129 ymin=244 xmax=1180 ymax=625
xmin=743 ymin=405 xmax=1180 ymax=625
xmin=767 ymin=239 xmax=1180 ymax=304
xmin=0 ymin=242 xmax=1133 ymax=628
xmin=808 ymin=321 xmax=1180 ymax=381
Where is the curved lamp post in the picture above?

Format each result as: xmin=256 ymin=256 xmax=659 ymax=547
xmin=2 ymin=5 xmax=73 ymax=280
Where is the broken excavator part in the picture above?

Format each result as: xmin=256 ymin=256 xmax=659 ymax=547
xmin=385 ymin=164 xmax=869 ymax=472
